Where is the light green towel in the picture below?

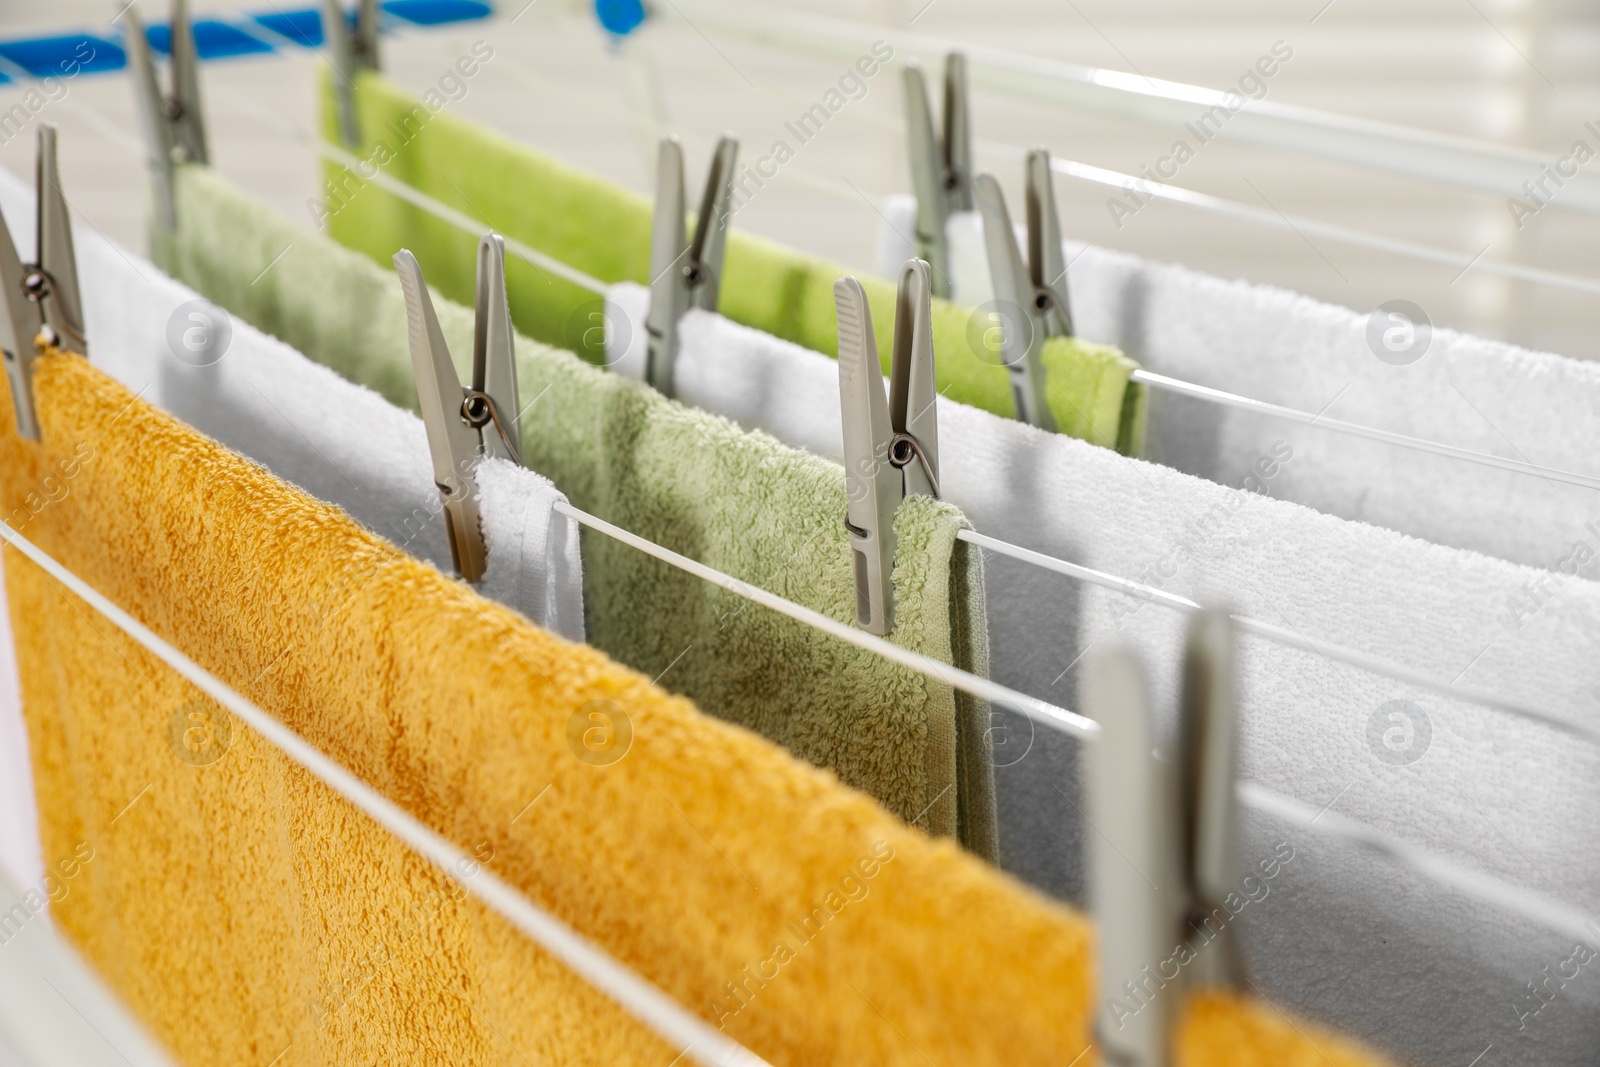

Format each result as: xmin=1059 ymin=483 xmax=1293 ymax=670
xmin=318 ymin=72 xmax=1145 ymax=454
xmin=155 ymin=163 xmax=998 ymax=860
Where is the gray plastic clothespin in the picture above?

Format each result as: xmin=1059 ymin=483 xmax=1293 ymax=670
xmin=644 ymin=135 xmax=737 ymax=398
xmin=973 ymin=148 xmax=1072 ymax=431
xmin=903 ymin=53 xmax=972 ymax=299
xmin=394 ymin=234 xmax=523 ymax=584
xmin=126 ymin=0 xmax=208 ymax=233
xmin=834 ymin=260 xmax=940 ymax=636
xmin=326 ymin=0 xmax=381 ymax=148
xmin=0 ymin=126 xmax=87 ymax=442
xmin=1086 ymin=608 xmax=1240 ymax=1067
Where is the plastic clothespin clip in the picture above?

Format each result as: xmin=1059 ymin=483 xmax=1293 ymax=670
xmin=126 ymin=0 xmax=208 ymax=234
xmin=1086 ymin=608 xmax=1240 ymax=1067
xmin=972 ymin=147 xmax=1072 ymax=431
xmin=0 ymin=126 xmax=87 ymax=442
xmin=325 ymin=0 xmax=382 ymax=148
xmin=834 ymin=260 xmax=940 ymax=637
xmin=644 ymin=134 xmax=737 ymax=398
xmin=903 ymin=52 xmax=972 ymax=299
xmin=393 ymin=234 xmax=523 ymax=584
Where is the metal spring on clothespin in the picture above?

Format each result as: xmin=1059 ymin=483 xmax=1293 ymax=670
xmin=394 ymin=234 xmax=523 ymax=584
xmin=973 ymin=148 xmax=1074 ymax=431
xmin=834 ymin=259 xmax=941 ymax=636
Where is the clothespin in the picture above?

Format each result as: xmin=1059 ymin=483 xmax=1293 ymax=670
xmin=972 ymin=148 xmax=1072 ymax=431
xmin=644 ymin=134 xmax=737 ymax=398
xmin=0 ymin=126 xmax=87 ymax=442
xmin=833 ymin=260 xmax=940 ymax=636
xmin=126 ymin=0 xmax=208 ymax=233
xmin=1086 ymin=608 xmax=1240 ymax=1067
xmin=903 ymin=53 xmax=972 ymax=299
xmin=393 ymin=234 xmax=523 ymax=584
xmin=325 ymin=0 xmax=382 ymax=148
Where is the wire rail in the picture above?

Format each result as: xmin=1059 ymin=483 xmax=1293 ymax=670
xmin=663 ymin=2 xmax=1600 ymax=216
xmin=8 ymin=515 xmax=1596 ymax=978
xmin=227 ymin=87 xmax=1599 ymax=745
xmin=0 ymin=519 xmax=772 ymax=1067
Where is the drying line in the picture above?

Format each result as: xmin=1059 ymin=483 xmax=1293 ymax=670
xmin=1132 ymin=370 xmax=1600 ymax=492
xmin=290 ymin=94 xmax=1600 ymax=496
xmin=322 ymin=142 xmax=1600 ymax=496
xmin=0 ymin=517 xmax=769 ymax=1067
xmin=213 ymin=82 xmax=607 ymax=296
xmin=12 ymin=506 xmax=1586 ymax=1018
xmin=957 ymin=528 xmax=1600 ymax=748
xmin=554 ymin=501 xmax=1099 ymax=740
xmin=525 ymin=41 xmax=1600 ymax=302
xmin=1242 ymin=784 xmax=1600 ymax=948
xmin=661 ymin=1 xmax=1600 ymax=216
xmin=1033 ymin=154 xmax=1600 ymax=300
xmin=605 ymin=33 xmax=1600 ymax=300
xmin=315 ymin=139 xmax=608 ymax=295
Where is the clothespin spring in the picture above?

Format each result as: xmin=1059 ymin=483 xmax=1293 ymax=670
xmin=887 ymin=432 xmax=939 ymax=497
xmin=461 ymin=388 xmax=523 ymax=466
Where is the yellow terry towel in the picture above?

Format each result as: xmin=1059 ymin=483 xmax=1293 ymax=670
xmin=0 ymin=352 xmax=1389 ymax=1066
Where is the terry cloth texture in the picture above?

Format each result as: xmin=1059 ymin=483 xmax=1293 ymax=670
xmin=608 ymin=301 xmax=1600 ymax=1067
xmin=0 ymin=166 xmax=583 ymax=643
xmin=0 ymin=353 xmax=1388 ymax=1067
xmin=317 ymin=72 xmax=1145 ymax=454
xmin=152 ymin=162 xmax=996 ymax=856
xmin=877 ymin=194 xmax=1600 ymax=572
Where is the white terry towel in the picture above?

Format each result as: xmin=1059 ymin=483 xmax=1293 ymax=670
xmin=0 ymin=170 xmax=585 ymax=902
xmin=876 ymin=194 xmax=1600 ymax=577
xmin=609 ymin=280 xmax=1600 ymax=1066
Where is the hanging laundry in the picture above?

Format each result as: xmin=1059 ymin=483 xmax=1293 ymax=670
xmin=1064 ymin=238 xmax=1600 ymax=574
xmin=0 ymin=169 xmax=585 ymax=642
xmin=597 ymin=294 xmax=1600 ymax=1067
xmin=878 ymin=195 xmax=1600 ymax=573
xmin=313 ymin=72 xmax=1145 ymax=453
xmin=0 ymin=351 xmax=1387 ymax=1066
xmin=151 ymin=161 xmax=997 ymax=856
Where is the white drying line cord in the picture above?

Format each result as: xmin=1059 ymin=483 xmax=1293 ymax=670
xmin=300 ymin=119 xmax=1600 ymax=496
xmin=657 ymin=1 xmax=1600 ymax=216
xmin=553 ymin=501 xmax=1098 ymax=740
xmin=1240 ymin=784 xmax=1600 ymax=948
xmin=597 ymin=31 xmax=1600 ymax=301
xmin=212 ymin=84 xmax=612 ymax=295
xmin=958 ymin=528 xmax=1600 ymax=748
xmin=313 ymin=138 xmax=609 ymax=296
xmin=211 ymin=92 xmax=1596 ymax=739
xmin=0 ymin=517 xmax=769 ymax=1067
xmin=1032 ymin=153 xmax=1600 ymax=300
xmin=192 ymin=90 xmax=1594 ymax=740
xmin=1130 ymin=370 xmax=1600 ymax=492
xmin=9 ymin=516 xmax=1592 ymax=962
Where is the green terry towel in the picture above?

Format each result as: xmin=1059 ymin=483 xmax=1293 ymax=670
xmin=154 ymin=163 xmax=998 ymax=861
xmin=316 ymin=71 xmax=1145 ymax=454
